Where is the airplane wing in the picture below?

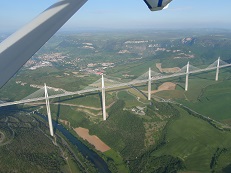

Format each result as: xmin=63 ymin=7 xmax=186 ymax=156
xmin=0 ymin=0 xmax=171 ymax=89
xmin=0 ymin=0 xmax=87 ymax=88
xmin=144 ymin=0 xmax=172 ymax=11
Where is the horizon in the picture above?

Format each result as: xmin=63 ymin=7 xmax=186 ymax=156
xmin=1 ymin=27 xmax=231 ymax=35
xmin=0 ymin=0 xmax=231 ymax=33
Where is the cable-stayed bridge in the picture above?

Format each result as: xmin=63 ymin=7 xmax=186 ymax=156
xmin=0 ymin=57 xmax=230 ymax=108
xmin=0 ymin=57 xmax=231 ymax=136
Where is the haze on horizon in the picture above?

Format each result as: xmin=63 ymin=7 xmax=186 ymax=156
xmin=0 ymin=0 xmax=231 ymax=33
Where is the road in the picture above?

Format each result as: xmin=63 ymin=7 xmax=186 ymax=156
xmin=0 ymin=63 xmax=231 ymax=108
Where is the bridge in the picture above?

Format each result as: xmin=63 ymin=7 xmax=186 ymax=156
xmin=1 ymin=57 xmax=231 ymax=136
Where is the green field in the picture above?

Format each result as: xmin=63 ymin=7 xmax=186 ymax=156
xmin=117 ymin=90 xmax=145 ymax=107
xmin=0 ymin=111 xmax=67 ymax=173
xmin=1 ymin=30 xmax=231 ymax=173
xmin=104 ymin=149 xmax=130 ymax=173
xmin=175 ymin=77 xmax=231 ymax=123
xmin=34 ymin=69 xmax=231 ymax=173
xmin=151 ymin=107 xmax=231 ymax=172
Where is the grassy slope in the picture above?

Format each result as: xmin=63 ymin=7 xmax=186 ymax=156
xmin=45 ymin=74 xmax=231 ymax=172
xmin=104 ymin=149 xmax=130 ymax=173
xmin=179 ymin=79 xmax=231 ymax=122
xmin=0 ymin=112 xmax=66 ymax=173
xmin=215 ymin=150 xmax=231 ymax=172
xmin=117 ymin=90 xmax=144 ymax=107
xmin=2 ymin=31 xmax=231 ymax=173
xmin=152 ymin=107 xmax=231 ymax=172
xmin=153 ymin=67 xmax=231 ymax=124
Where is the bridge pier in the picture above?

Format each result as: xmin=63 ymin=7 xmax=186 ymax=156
xmin=185 ymin=62 xmax=189 ymax=91
xmin=148 ymin=68 xmax=152 ymax=100
xmin=215 ymin=57 xmax=220 ymax=81
xmin=101 ymin=75 xmax=107 ymax=121
xmin=44 ymin=83 xmax=54 ymax=137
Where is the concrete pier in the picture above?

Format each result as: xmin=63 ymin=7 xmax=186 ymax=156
xmin=44 ymin=83 xmax=54 ymax=137
xmin=101 ymin=75 xmax=107 ymax=121
xmin=185 ymin=62 xmax=189 ymax=91
xmin=216 ymin=57 xmax=220 ymax=81
xmin=148 ymin=68 xmax=152 ymax=100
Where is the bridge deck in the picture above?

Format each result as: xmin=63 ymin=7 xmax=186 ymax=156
xmin=0 ymin=63 xmax=231 ymax=107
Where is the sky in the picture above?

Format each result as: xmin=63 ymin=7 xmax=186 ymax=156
xmin=0 ymin=0 xmax=231 ymax=32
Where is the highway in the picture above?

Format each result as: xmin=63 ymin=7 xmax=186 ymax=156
xmin=0 ymin=63 xmax=231 ymax=108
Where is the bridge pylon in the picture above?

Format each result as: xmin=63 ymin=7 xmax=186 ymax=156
xmin=185 ymin=62 xmax=189 ymax=91
xmin=101 ymin=75 xmax=107 ymax=121
xmin=44 ymin=83 xmax=54 ymax=137
xmin=148 ymin=67 xmax=152 ymax=100
xmin=215 ymin=57 xmax=220 ymax=81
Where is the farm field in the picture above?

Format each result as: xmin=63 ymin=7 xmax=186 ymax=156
xmin=180 ymin=80 xmax=231 ymax=123
xmin=1 ymin=30 xmax=231 ymax=172
xmin=151 ymin=107 xmax=231 ymax=173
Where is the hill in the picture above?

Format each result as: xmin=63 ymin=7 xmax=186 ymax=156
xmin=0 ymin=29 xmax=231 ymax=173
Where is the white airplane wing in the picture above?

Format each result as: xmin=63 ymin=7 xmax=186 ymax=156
xmin=0 ymin=0 xmax=171 ymax=89
xmin=144 ymin=0 xmax=172 ymax=11
xmin=0 ymin=0 xmax=87 ymax=88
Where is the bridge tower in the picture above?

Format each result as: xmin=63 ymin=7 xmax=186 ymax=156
xmin=148 ymin=67 xmax=152 ymax=100
xmin=101 ymin=75 xmax=107 ymax=121
xmin=215 ymin=57 xmax=220 ymax=81
xmin=185 ymin=62 xmax=190 ymax=91
xmin=44 ymin=83 xmax=54 ymax=137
